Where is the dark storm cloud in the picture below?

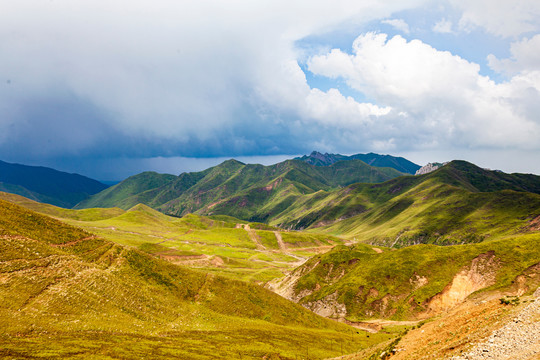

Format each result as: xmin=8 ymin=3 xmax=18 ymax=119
xmin=1 ymin=1 xmax=539 ymax=178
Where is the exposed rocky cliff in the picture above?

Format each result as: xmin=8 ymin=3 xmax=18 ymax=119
xmin=415 ymin=161 xmax=448 ymax=175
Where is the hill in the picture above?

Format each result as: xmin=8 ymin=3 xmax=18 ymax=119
xmin=266 ymin=161 xmax=540 ymax=245
xmin=296 ymin=151 xmax=421 ymax=174
xmin=74 ymin=171 xmax=178 ymax=209
xmin=0 ymin=159 xmax=107 ymax=208
xmin=76 ymin=158 xmax=406 ymax=220
xmin=0 ymin=197 xmax=394 ymax=359
xmin=267 ymin=235 xmax=540 ymax=322
xmin=1 ymin=191 xmax=344 ymax=284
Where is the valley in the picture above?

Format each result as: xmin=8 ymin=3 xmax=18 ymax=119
xmin=0 ymin=197 xmax=395 ymax=359
xmin=0 ymin=155 xmax=539 ymax=359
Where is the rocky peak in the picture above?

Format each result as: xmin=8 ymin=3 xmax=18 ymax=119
xmin=415 ymin=162 xmax=449 ymax=175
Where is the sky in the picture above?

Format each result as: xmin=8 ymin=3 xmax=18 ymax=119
xmin=1 ymin=0 xmax=540 ymax=180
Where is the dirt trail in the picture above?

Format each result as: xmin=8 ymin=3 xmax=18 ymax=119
xmin=274 ymin=231 xmax=287 ymax=252
xmin=450 ymin=288 xmax=540 ymax=360
xmin=343 ymin=319 xmax=422 ymax=333
xmin=243 ymin=224 xmax=266 ymax=250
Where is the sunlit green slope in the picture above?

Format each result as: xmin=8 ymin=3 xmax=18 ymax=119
xmin=268 ymin=161 xmax=540 ymax=245
xmin=0 ymin=198 xmax=392 ymax=359
xmin=76 ymin=159 xmax=405 ymax=218
xmin=1 ymin=192 xmax=345 ymax=283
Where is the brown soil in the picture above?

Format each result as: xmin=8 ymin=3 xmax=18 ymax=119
xmin=49 ymin=236 xmax=97 ymax=248
xmin=243 ymin=224 xmax=266 ymax=250
xmin=274 ymin=231 xmax=287 ymax=252
xmin=530 ymin=215 xmax=540 ymax=231
xmin=426 ymin=252 xmax=500 ymax=313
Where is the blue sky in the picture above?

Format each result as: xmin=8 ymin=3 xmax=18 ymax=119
xmin=1 ymin=1 xmax=539 ymax=180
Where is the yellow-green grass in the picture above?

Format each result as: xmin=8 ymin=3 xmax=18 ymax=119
xmin=1 ymin=192 xmax=340 ymax=283
xmin=0 ymin=200 xmax=394 ymax=359
xmin=0 ymin=191 xmax=125 ymax=221
xmin=254 ymin=229 xmax=280 ymax=249
xmin=280 ymin=231 xmax=339 ymax=247
xmin=319 ymin=179 xmax=540 ymax=246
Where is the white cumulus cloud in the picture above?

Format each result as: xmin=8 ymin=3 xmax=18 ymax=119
xmin=308 ymin=32 xmax=540 ymax=150
xmin=488 ymin=34 xmax=540 ymax=75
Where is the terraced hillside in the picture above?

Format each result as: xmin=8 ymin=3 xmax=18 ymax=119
xmin=0 ymin=198 xmax=395 ymax=359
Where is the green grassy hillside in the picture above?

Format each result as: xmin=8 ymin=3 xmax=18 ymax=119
xmin=1 ymin=191 xmax=344 ymax=283
xmin=266 ymin=161 xmax=540 ymax=246
xmin=0 ymin=198 xmax=393 ymax=359
xmin=75 ymin=171 xmax=178 ymax=209
xmin=159 ymin=159 xmax=403 ymax=221
xmin=0 ymin=191 xmax=125 ymax=221
xmin=274 ymin=235 xmax=540 ymax=321
xmin=77 ymin=158 xmax=405 ymax=221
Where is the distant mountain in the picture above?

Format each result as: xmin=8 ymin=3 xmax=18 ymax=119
xmin=0 ymin=160 xmax=108 ymax=208
xmin=296 ymin=151 xmax=421 ymax=174
xmin=75 ymin=171 xmax=178 ymax=209
xmin=76 ymin=158 xmax=406 ymax=221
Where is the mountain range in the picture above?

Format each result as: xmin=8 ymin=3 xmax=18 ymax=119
xmin=0 ymin=151 xmax=539 ymax=358
xmin=75 ymin=157 xmax=408 ymax=219
xmin=75 ymin=159 xmax=540 ymax=246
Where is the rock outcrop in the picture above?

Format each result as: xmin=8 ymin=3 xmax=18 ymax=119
xmin=415 ymin=161 xmax=448 ymax=175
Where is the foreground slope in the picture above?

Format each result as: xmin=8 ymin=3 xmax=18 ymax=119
xmin=342 ymin=287 xmax=540 ymax=359
xmin=0 ymin=198 xmax=387 ymax=359
xmin=0 ymin=159 xmax=107 ymax=208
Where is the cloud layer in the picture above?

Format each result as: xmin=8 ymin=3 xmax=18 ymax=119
xmin=0 ymin=0 xmax=539 ymax=178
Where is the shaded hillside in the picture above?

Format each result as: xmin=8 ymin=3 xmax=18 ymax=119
xmin=0 ymin=198 xmax=389 ymax=359
xmin=296 ymin=151 xmax=421 ymax=174
xmin=268 ymin=236 xmax=540 ymax=321
xmin=75 ymin=171 xmax=178 ymax=209
xmin=0 ymin=159 xmax=107 ymax=208
xmin=77 ymin=158 xmax=405 ymax=220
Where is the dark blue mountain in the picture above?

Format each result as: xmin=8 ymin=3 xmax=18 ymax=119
xmin=296 ymin=151 xmax=421 ymax=174
xmin=0 ymin=160 xmax=108 ymax=208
